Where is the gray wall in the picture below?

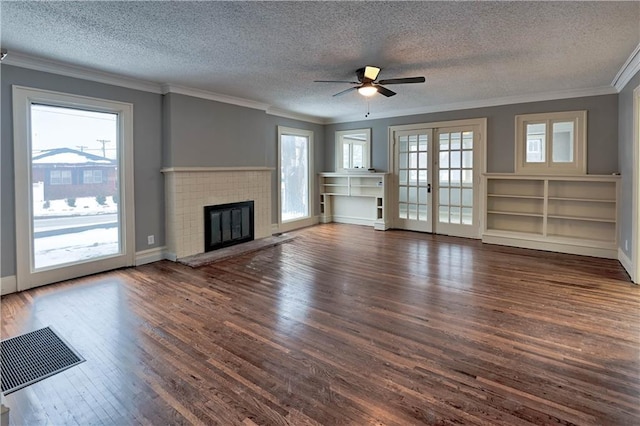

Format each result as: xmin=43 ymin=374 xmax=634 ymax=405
xmin=618 ymin=70 xmax=640 ymax=259
xmin=162 ymin=93 xmax=325 ymax=222
xmin=324 ymin=94 xmax=619 ymax=175
xmin=1 ymin=65 xmax=164 ymax=278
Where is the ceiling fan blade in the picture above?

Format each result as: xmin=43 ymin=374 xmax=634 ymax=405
xmin=363 ymin=66 xmax=381 ymax=81
xmin=333 ymin=87 xmax=358 ymax=97
xmin=375 ymin=85 xmax=396 ymax=97
xmin=314 ymin=80 xmax=360 ymax=84
xmin=377 ymin=76 xmax=426 ymax=85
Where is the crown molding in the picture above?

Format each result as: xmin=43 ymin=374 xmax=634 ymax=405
xmin=3 ymin=51 xmax=163 ymax=94
xmin=612 ymin=42 xmax=640 ymax=92
xmin=161 ymin=84 xmax=270 ymax=112
xmin=265 ymin=106 xmax=326 ymax=125
xmin=327 ymin=85 xmax=618 ymax=124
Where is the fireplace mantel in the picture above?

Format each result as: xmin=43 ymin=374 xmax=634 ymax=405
xmin=163 ymin=168 xmax=272 ymax=260
xmin=161 ymin=166 xmax=274 ymax=173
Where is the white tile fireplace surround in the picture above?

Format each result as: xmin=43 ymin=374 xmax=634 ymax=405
xmin=161 ymin=167 xmax=273 ymax=259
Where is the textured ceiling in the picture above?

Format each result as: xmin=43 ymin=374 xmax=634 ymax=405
xmin=1 ymin=1 xmax=639 ymax=122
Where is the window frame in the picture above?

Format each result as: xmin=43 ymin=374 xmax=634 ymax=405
xmin=515 ymin=110 xmax=587 ymax=175
xmin=83 ymin=169 xmax=103 ymax=184
xmin=335 ymin=128 xmax=371 ymax=172
xmin=277 ymin=126 xmax=315 ymax=232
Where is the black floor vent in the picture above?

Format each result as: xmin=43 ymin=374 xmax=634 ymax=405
xmin=1 ymin=326 xmax=85 ymax=395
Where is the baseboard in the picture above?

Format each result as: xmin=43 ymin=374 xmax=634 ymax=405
xmin=271 ymin=223 xmax=280 ymax=235
xmin=1 ymin=276 xmax=17 ymax=296
xmin=482 ymin=233 xmax=618 ymax=259
xmin=331 ymin=215 xmax=377 ymax=227
xmin=135 ymin=246 xmax=167 ymax=266
xmin=618 ymin=248 xmax=635 ymax=282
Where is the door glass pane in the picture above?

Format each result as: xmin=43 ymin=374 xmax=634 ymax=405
xmin=450 ymin=207 xmax=461 ymax=224
xmin=462 ymin=207 xmax=473 ymax=225
xmin=450 ymin=132 xmax=461 ymax=150
xmin=397 ymin=132 xmax=430 ymax=224
xmin=462 ymin=131 xmax=473 ymax=149
xmin=526 ymin=123 xmax=546 ymax=163
xmin=438 ymin=131 xmax=473 ymax=226
xmin=439 ymin=206 xmax=449 ymax=223
xmin=281 ymin=134 xmax=309 ymax=221
xmin=31 ymin=104 xmax=120 ymax=270
xmin=399 ymin=170 xmax=408 ymax=184
xmin=462 ymin=151 xmax=473 ymax=168
xmin=439 ymin=152 xmax=449 ymax=168
xmin=552 ymin=121 xmax=574 ymax=163
xmin=462 ymin=188 xmax=473 ymax=207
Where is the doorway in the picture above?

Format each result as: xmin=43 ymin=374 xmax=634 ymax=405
xmin=388 ymin=119 xmax=485 ymax=238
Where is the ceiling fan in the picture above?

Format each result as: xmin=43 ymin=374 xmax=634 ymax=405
xmin=314 ymin=65 xmax=425 ymax=98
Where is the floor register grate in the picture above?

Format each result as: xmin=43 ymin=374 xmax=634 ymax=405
xmin=1 ymin=326 xmax=85 ymax=395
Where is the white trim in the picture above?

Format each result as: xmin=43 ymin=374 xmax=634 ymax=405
xmin=328 ymin=86 xmax=616 ymax=124
xmin=161 ymin=84 xmax=269 ymax=111
xmin=1 ymin=276 xmax=17 ymax=296
xmin=265 ymin=107 xmax=325 ymax=125
xmin=135 ymin=247 xmax=167 ymax=266
xmin=613 ymin=43 xmax=640 ymax=92
xmin=161 ymin=166 xmax=274 ymax=173
xmin=271 ymin=223 xmax=280 ymax=235
xmin=632 ymin=85 xmax=640 ymax=284
xmin=483 ymin=233 xmax=618 ymax=259
xmin=618 ymin=248 xmax=634 ymax=281
xmin=4 ymin=51 xmax=162 ymax=94
xmin=331 ymin=215 xmax=376 ymax=227
xmin=278 ymin=216 xmax=319 ymax=233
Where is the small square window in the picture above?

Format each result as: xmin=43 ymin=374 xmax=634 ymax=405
xmin=335 ymin=129 xmax=371 ymax=171
xmin=515 ymin=111 xmax=586 ymax=175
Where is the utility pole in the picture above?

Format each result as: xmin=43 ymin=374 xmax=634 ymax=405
xmin=96 ymin=139 xmax=110 ymax=158
xmin=76 ymin=145 xmax=87 ymax=152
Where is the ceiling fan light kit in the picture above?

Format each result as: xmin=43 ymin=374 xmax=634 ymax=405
xmin=314 ymin=65 xmax=426 ymax=98
xmin=357 ymin=84 xmax=378 ymax=97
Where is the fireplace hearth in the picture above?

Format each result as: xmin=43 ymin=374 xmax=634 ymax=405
xmin=204 ymin=201 xmax=254 ymax=252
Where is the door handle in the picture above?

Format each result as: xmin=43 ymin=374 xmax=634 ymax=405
xmin=427 ymin=183 xmax=431 ymax=193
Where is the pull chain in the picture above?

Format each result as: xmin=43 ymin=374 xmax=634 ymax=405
xmin=365 ymin=100 xmax=370 ymax=118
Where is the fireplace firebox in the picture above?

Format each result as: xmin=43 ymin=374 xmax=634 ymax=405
xmin=204 ymin=201 xmax=254 ymax=252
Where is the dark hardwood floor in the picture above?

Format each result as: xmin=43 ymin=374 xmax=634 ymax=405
xmin=1 ymin=224 xmax=638 ymax=425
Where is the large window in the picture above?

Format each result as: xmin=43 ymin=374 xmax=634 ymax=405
xmin=515 ymin=110 xmax=586 ymax=174
xmin=13 ymin=86 xmax=134 ymax=291
xmin=335 ymin=129 xmax=371 ymax=171
xmin=278 ymin=126 xmax=313 ymax=231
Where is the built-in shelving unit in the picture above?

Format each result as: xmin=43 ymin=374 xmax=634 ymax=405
xmin=483 ymin=174 xmax=619 ymax=258
xmin=319 ymin=172 xmax=388 ymax=230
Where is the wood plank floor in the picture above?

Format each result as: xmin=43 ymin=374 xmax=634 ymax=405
xmin=1 ymin=224 xmax=638 ymax=425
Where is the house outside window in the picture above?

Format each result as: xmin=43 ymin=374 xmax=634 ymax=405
xmin=83 ymin=169 xmax=103 ymax=184
xmin=50 ymin=170 xmax=72 ymax=185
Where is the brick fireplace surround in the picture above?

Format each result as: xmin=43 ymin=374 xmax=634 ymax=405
xmin=162 ymin=167 xmax=273 ymax=260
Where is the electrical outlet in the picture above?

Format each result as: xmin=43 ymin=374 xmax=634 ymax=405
xmin=147 ymin=235 xmax=155 ymax=245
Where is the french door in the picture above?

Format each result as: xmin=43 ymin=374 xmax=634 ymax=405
xmin=13 ymin=86 xmax=135 ymax=291
xmin=391 ymin=120 xmax=483 ymax=238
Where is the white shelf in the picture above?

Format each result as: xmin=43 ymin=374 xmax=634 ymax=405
xmin=488 ymin=211 xmax=544 ymax=218
xmin=488 ymin=194 xmax=544 ymax=200
xmin=483 ymin=174 xmax=619 ymax=258
xmin=319 ymin=172 xmax=388 ymax=230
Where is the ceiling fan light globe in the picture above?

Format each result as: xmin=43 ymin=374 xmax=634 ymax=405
xmin=358 ymin=86 xmax=378 ymax=97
